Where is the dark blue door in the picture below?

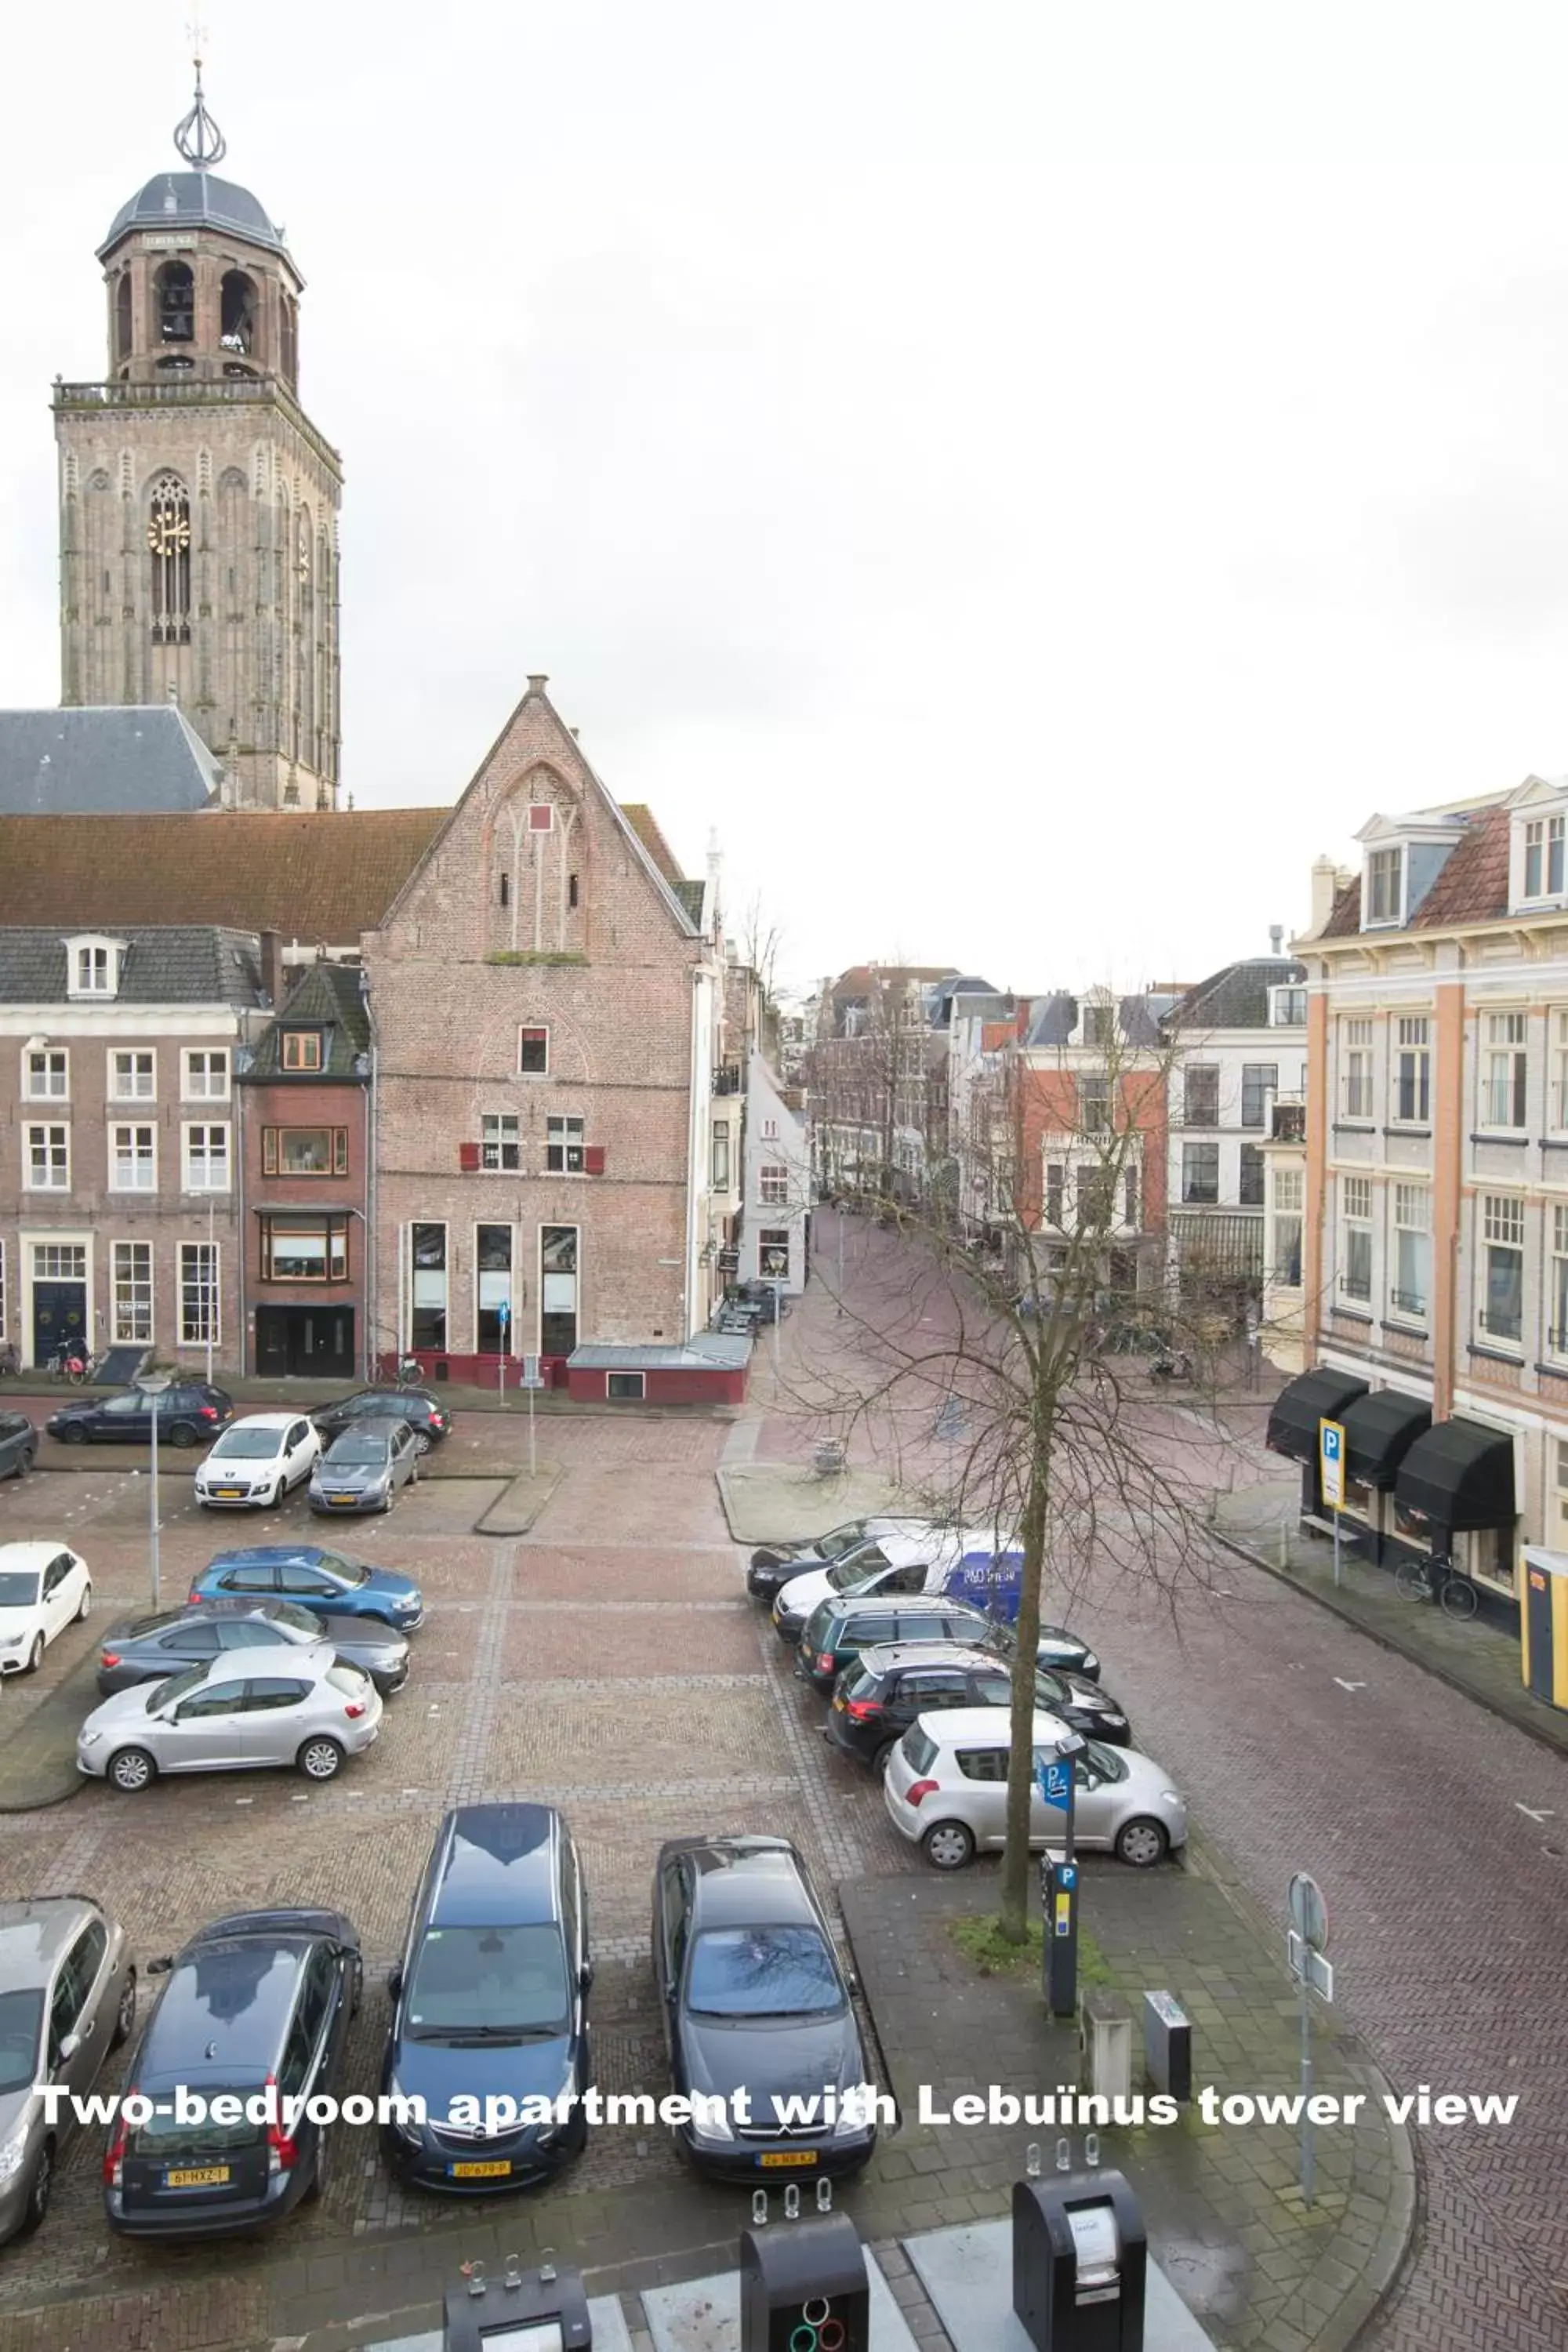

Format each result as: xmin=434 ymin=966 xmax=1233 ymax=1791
xmin=32 ymin=1280 xmax=87 ymax=1365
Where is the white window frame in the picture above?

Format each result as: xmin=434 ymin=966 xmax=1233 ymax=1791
xmin=1521 ymin=811 xmax=1566 ymax=905
xmin=1391 ymin=1016 xmax=1431 ymax=1125
xmin=1550 ymin=1010 xmax=1568 ymax=1134
xmin=517 ymin=1025 xmax=550 ymax=1077
xmin=758 ymin=1163 xmax=790 ymax=1207
xmin=109 ymin=1122 xmax=158 ymax=1193
xmin=22 ymin=1047 xmax=69 ymax=1102
xmin=1552 ymin=1204 xmax=1568 ymax=1363
xmin=24 ymin=1123 xmax=71 ymax=1192
xmin=1478 ymin=1192 xmax=1526 ymax=1348
xmin=65 ymin=935 xmax=124 ymax=999
xmin=109 ymin=1048 xmax=156 ymax=1102
xmin=179 ymin=1242 xmax=220 ymax=1347
xmin=1389 ymin=1182 xmax=1431 ymax=1323
xmin=606 ymin=1370 xmax=645 ymax=1400
xmin=711 ymin=1123 xmax=731 ymax=1191
xmin=182 ymin=1121 xmax=231 ymax=1193
xmin=1269 ymin=985 xmax=1308 ymax=1028
xmin=1340 ymin=1174 xmax=1373 ymax=1303
xmin=111 ymin=1240 xmax=154 ymax=1345
xmin=481 ymin=1112 xmax=521 ymax=1171
xmin=1479 ymin=1011 xmax=1528 ymax=1132
xmin=0 ymin=1237 xmax=6 ymax=1340
xmin=182 ymin=1047 xmax=230 ymax=1101
xmin=1363 ymin=847 xmax=1404 ymax=927
xmin=1341 ymin=1018 xmax=1374 ymax=1122
xmin=546 ymin=1115 xmax=585 ymax=1174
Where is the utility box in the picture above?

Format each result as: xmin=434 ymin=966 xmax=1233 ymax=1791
xmin=1080 ymin=1990 xmax=1133 ymax=2102
xmin=441 ymin=2259 xmax=593 ymax=2351
xmin=1142 ymin=1991 xmax=1192 ymax=2103
xmin=1013 ymin=2169 xmax=1148 ymax=2352
xmin=739 ymin=2213 xmax=870 ymax=2351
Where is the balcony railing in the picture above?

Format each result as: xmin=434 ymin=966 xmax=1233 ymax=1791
xmin=1477 ymin=1308 xmax=1523 ymax=1345
xmin=1388 ymin=1288 xmax=1428 ymax=1318
xmin=713 ymin=1065 xmax=742 ymax=1096
xmin=53 ymin=375 xmax=342 ymax=475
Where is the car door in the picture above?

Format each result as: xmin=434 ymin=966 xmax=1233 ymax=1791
xmin=285 ymin=1420 xmax=316 ymax=1488
xmin=162 ymin=1675 xmax=254 ymax=1769
xmin=45 ymin=1946 xmax=92 ymax=2123
xmin=162 ymin=1620 xmax=223 ymax=1675
xmin=952 ymin=1744 xmax=1011 ymax=1845
xmin=96 ymin=1392 xmax=150 ymax=1443
xmin=654 ymin=1857 xmax=689 ymax=2065
xmin=279 ymin=1562 xmax=349 ymax=1610
xmin=394 ymin=1426 xmax=416 ymax=1489
xmin=55 ymin=1918 xmax=113 ymax=2110
xmin=902 ymin=1668 xmax=971 ymax=1726
xmin=212 ymin=1561 xmax=281 ymax=1600
xmin=0 ymin=1414 xmax=28 ymax=1474
xmin=42 ymin=1552 xmax=77 ymax=1642
xmin=240 ymin=1675 xmax=315 ymax=1766
xmin=1068 ymin=1748 xmax=1122 ymax=1848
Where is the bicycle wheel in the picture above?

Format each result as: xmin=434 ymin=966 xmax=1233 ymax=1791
xmin=1439 ymin=1573 xmax=1478 ymax=1621
xmin=1394 ymin=1559 xmax=1430 ymax=1602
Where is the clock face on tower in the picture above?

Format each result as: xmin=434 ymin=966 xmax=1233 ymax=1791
xmin=147 ymin=510 xmax=191 ymax=555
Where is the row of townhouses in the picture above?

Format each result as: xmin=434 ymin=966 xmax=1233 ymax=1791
xmin=0 ymin=682 xmax=811 ymax=1405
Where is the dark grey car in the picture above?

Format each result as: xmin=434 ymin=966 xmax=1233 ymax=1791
xmin=96 ymin=1599 xmax=409 ymax=1697
xmin=0 ymin=1896 xmax=137 ymax=2243
xmin=308 ymin=1418 xmax=419 ymax=1515
xmin=0 ymin=1413 xmax=37 ymax=1480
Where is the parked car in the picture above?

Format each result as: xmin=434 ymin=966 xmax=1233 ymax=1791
xmin=790 ymin=1594 xmax=1005 ymax=1695
xmin=96 ymin=1599 xmax=409 ymax=1698
xmin=187 ymin=1545 xmax=424 ymax=1631
xmin=770 ymin=1527 xmax=1021 ymax=1644
xmin=308 ymin=1418 xmax=420 ymax=1515
xmin=193 ymin=1414 xmax=322 ymax=1510
xmin=47 ymin=1383 xmax=233 ymax=1450
xmin=652 ymin=1834 xmax=877 ymax=2180
xmin=76 ymin=1645 xmax=383 ymax=1792
xmin=746 ymin=1516 xmax=935 ymax=1606
xmin=884 ymin=1710 xmax=1187 ymax=1871
xmin=826 ymin=1642 xmax=1130 ymax=1774
xmin=0 ymin=1544 xmax=91 ymax=1676
xmin=0 ymin=1895 xmax=136 ymax=2243
xmin=103 ymin=1907 xmax=361 ymax=2238
xmin=381 ymin=1803 xmax=592 ymax=2193
xmin=313 ymin=1388 xmax=451 ymax=1455
xmin=0 ymin=1411 xmax=37 ymax=1480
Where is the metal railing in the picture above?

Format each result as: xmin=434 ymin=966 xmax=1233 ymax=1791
xmin=53 ymin=375 xmax=343 ymax=477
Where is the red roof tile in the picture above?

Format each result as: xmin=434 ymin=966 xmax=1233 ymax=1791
xmin=1318 ymin=804 xmax=1512 ymax=940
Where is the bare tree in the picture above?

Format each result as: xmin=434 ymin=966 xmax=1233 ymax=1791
xmin=793 ymin=994 xmax=1229 ymax=1944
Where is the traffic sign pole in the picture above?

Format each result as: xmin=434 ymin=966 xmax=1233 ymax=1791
xmin=1319 ymin=1420 xmax=1347 ymax=1588
xmin=1287 ymin=1874 xmax=1332 ymax=2207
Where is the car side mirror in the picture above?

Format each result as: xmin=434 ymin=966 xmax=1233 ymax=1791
xmin=147 ymin=1955 xmax=172 ymax=1977
xmin=56 ymin=2031 xmax=82 ymax=2064
xmin=579 ymin=1961 xmax=594 ymax=1994
xmin=387 ymin=1965 xmax=403 ymax=2001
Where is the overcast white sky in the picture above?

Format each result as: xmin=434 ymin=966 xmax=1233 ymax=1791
xmin=5 ymin=3 xmax=1568 ymax=993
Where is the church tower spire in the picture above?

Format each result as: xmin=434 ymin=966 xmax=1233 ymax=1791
xmin=53 ymin=51 xmax=343 ymax=810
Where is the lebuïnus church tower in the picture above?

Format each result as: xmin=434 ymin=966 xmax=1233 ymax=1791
xmin=54 ymin=58 xmax=343 ymax=809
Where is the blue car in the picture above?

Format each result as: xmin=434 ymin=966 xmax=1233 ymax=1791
xmin=188 ymin=1546 xmax=423 ymax=1632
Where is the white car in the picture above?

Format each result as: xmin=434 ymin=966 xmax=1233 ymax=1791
xmin=193 ymin=1412 xmax=322 ymax=1509
xmin=884 ymin=1707 xmax=1188 ymax=1871
xmin=0 ymin=1542 xmax=91 ymax=1676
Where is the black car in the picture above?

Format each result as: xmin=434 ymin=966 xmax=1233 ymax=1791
xmin=103 ymin=1907 xmax=361 ymax=2240
xmin=652 ymin=1834 xmax=877 ymax=2180
xmin=96 ymin=1599 xmax=410 ymax=1697
xmin=382 ymin=1803 xmax=592 ymax=2194
xmin=48 ymin=1384 xmax=233 ymax=1451
xmin=793 ymin=1594 xmax=1000 ymax=1694
xmin=825 ymin=1642 xmax=1131 ymax=1775
xmin=313 ymin=1388 xmax=451 ymax=1454
xmin=746 ymin=1516 xmax=931 ymax=1605
xmin=0 ymin=1411 xmax=36 ymax=1480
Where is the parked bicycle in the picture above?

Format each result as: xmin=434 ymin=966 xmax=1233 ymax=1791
xmin=394 ymin=1354 xmax=425 ymax=1387
xmin=1394 ymin=1557 xmax=1478 ymax=1620
xmin=0 ymin=1341 xmax=20 ymax=1378
xmin=46 ymin=1342 xmax=90 ymax=1384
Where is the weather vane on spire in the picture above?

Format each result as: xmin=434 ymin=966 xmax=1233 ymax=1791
xmin=174 ymin=20 xmax=227 ymax=169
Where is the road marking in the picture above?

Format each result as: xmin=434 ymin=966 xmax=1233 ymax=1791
xmin=1515 ymin=1803 xmax=1555 ymax=1823
xmin=1334 ymin=1678 xmax=1367 ymax=1693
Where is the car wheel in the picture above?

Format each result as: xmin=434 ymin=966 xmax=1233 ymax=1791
xmin=270 ymin=1479 xmax=285 ymax=1509
xmin=166 ymin=1422 xmax=200 ymax=1450
xmin=19 ymin=1448 xmax=35 ymax=1477
xmin=873 ymin=1740 xmax=898 ymax=1779
xmin=18 ymin=2140 xmax=53 ymax=2236
xmin=59 ymin=1423 xmax=87 ymax=1446
xmin=1115 ymin=1817 xmax=1169 ymax=1868
xmin=111 ymin=1968 xmax=137 ymax=2049
xmin=921 ymin=1820 xmax=975 ymax=1871
xmin=412 ymin=1429 xmax=434 ymax=1455
xmin=24 ymin=1634 xmax=44 ymax=1675
xmin=108 ymin=1746 xmax=156 ymax=1794
xmin=298 ymin=1736 xmax=344 ymax=1781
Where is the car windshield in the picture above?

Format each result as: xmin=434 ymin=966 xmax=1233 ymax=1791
xmin=311 ymin=1553 xmax=369 ymax=1587
xmin=816 ymin=1524 xmax=869 ymax=1563
xmin=209 ymin=1428 xmax=282 ymax=1460
xmin=824 ymin=1544 xmax=891 ymax=1594
xmin=129 ymin=2084 xmax=263 ymax=2158
xmin=0 ymin=1988 xmax=43 ymax=2094
xmin=685 ymin=1926 xmax=843 ymax=2018
xmin=326 ymin=1437 xmax=388 ymax=1466
xmin=405 ymin=1925 xmax=571 ymax=2038
xmin=0 ymin=1572 xmax=42 ymax=1607
xmin=147 ymin=1664 xmax=207 ymax=1711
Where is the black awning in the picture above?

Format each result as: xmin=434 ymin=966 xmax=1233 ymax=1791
xmin=1340 ymin=1390 xmax=1432 ymax=1490
xmin=1265 ymin=1367 xmax=1370 ymax=1462
xmin=1394 ymin=1418 xmax=1516 ymax=1532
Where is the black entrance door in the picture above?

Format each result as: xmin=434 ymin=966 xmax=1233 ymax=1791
xmin=255 ymin=1305 xmax=354 ymax=1378
xmin=33 ymin=1280 xmax=87 ymax=1365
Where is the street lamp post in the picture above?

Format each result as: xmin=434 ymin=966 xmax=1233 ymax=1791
xmin=137 ymin=1372 xmax=172 ymax=1612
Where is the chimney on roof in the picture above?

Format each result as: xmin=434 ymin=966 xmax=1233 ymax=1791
xmin=1269 ymin=924 xmax=1284 ymax=954
xmin=259 ymin=929 xmax=284 ymax=1011
xmin=1307 ymin=855 xmax=1342 ymax=938
xmin=527 ymin=674 xmax=549 ymax=695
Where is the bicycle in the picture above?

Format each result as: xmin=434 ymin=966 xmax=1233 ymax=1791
xmin=1394 ymin=1557 xmax=1478 ymax=1620
xmin=394 ymin=1355 xmax=424 ymax=1387
xmin=46 ymin=1344 xmax=89 ymax=1384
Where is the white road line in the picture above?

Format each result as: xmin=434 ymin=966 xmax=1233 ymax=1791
xmin=1515 ymin=1803 xmax=1555 ymax=1823
xmin=1333 ymin=1678 xmax=1367 ymax=1693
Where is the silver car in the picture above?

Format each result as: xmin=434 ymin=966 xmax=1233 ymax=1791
xmin=76 ymin=1643 xmax=383 ymax=1792
xmin=883 ymin=1707 xmax=1187 ymax=1870
xmin=307 ymin=1417 xmax=420 ymax=1515
xmin=0 ymin=1895 xmax=136 ymax=2242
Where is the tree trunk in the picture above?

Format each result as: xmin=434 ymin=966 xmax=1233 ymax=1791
xmin=999 ymin=1425 xmax=1051 ymax=1942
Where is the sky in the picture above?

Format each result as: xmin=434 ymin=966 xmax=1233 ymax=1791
xmin=5 ymin=3 xmax=1568 ymax=995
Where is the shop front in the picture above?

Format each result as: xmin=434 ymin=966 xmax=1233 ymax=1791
xmin=1265 ymin=1364 xmax=1370 ymax=1520
xmin=1389 ymin=1417 xmax=1519 ymax=1632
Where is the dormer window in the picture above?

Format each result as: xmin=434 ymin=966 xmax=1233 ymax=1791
xmin=1366 ymin=848 xmax=1403 ymax=926
xmin=281 ymin=1031 xmax=324 ymax=1072
xmin=65 ymin=935 xmax=124 ymax=999
xmin=1270 ymin=985 xmax=1307 ymax=1027
xmin=1524 ymin=814 xmax=1565 ymax=902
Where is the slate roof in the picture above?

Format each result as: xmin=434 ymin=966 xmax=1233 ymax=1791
xmin=0 ymin=707 xmax=219 ymax=815
xmin=0 ymin=810 xmax=445 ymax=942
xmin=0 ymin=926 xmax=261 ymax=1006
xmin=241 ymin=961 xmax=370 ymax=1081
xmin=1168 ymin=956 xmax=1306 ymax=1029
xmin=1319 ymin=804 xmax=1512 ymax=938
xmin=1023 ymin=993 xmax=1179 ymax=1048
xmin=101 ymin=172 xmax=287 ymax=258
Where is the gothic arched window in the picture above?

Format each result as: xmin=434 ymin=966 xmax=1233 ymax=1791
xmin=147 ymin=474 xmax=191 ymax=642
xmin=220 ymin=270 xmax=260 ymax=360
xmin=114 ymin=273 xmax=132 ymax=363
xmin=154 ymin=260 xmax=194 ymax=343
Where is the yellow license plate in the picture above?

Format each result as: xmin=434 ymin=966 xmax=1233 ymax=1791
xmin=757 ymin=2151 xmax=816 ymax=2167
xmin=165 ymin=2165 xmax=230 ymax=2187
xmin=832 ymin=1693 xmax=846 ymax=1711
xmin=450 ymin=2159 xmax=511 ymax=2179
xmin=215 ymin=1488 xmax=245 ymax=1499
xmin=328 ymin=1494 xmax=356 ymax=1504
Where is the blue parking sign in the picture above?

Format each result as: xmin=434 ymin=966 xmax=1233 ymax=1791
xmin=1036 ymin=1759 xmax=1073 ymax=1810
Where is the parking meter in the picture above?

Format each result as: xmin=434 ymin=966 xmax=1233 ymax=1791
xmin=739 ymin=2212 xmax=870 ymax=2350
xmin=441 ymin=2256 xmax=593 ymax=2351
xmin=1012 ymin=2168 xmax=1146 ymax=2351
xmin=1040 ymin=1850 xmax=1079 ymax=2019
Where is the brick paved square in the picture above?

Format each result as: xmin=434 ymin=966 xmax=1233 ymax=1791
xmin=501 ymin=1604 xmax=761 ymax=1681
xmin=512 ymin=1542 xmax=742 ymax=1602
xmin=484 ymin=1682 xmax=782 ymax=1791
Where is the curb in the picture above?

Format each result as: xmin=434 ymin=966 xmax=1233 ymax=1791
xmin=1212 ymin=1530 xmax=1568 ymax=1761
